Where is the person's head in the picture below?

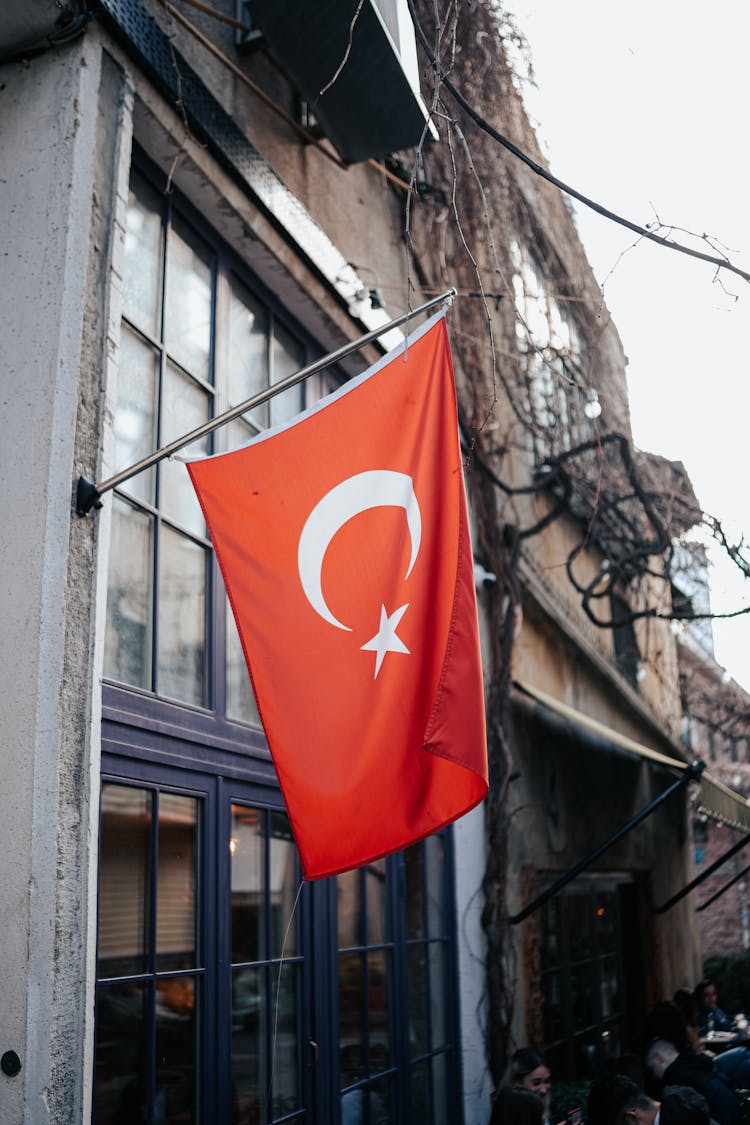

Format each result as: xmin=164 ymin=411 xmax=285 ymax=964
xmin=588 ymin=1074 xmax=659 ymax=1125
xmin=694 ymin=979 xmax=718 ymax=1012
xmin=645 ymin=1039 xmax=679 ymax=1081
xmin=660 ymin=1086 xmax=710 ymax=1125
xmin=673 ymin=990 xmax=699 ymax=1028
xmin=507 ymin=1048 xmax=552 ymax=1101
xmin=491 ymin=1085 xmax=545 ymax=1125
xmin=644 ymin=1002 xmax=689 ymax=1052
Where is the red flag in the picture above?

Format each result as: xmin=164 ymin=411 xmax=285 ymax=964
xmin=188 ymin=313 xmax=488 ymax=879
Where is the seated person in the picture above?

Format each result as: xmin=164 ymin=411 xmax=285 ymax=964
xmin=674 ymin=988 xmax=750 ymax=1090
xmin=587 ymin=1073 xmax=659 ymax=1125
xmin=503 ymin=1048 xmax=552 ymax=1123
xmin=644 ymin=1007 xmax=742 ymax=1125
xmin=694 ymin=980 xmax=742 ymax=1040
xmin=589 ymin=1071 xmax=713 ymax=1125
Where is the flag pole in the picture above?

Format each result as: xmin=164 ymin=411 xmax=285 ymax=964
xmin=76 ymin=289 xmax=456 ymax=516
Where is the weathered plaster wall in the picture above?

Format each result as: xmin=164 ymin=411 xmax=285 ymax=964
xmin=454 ymin=801 xmax=494 ymax=1124
xmin=0 ymin=33 xmax=127 ymax=1122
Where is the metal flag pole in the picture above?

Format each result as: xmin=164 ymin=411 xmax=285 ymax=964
xmin=76 ymin=288 xmax=457 ymax=516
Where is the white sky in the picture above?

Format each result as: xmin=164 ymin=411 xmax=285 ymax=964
xmin=510 ymin=1 xmax=750 ymax=688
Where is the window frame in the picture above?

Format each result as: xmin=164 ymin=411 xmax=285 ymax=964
xmin=104 ymin=146 xmax=339 ymax=750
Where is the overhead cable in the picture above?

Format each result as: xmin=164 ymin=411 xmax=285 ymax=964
xmin=406 ymin=0 xmax=750 ymax=285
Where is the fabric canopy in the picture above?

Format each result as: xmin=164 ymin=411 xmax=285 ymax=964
xmin=513 ymin=679 xmax=750 ymax=833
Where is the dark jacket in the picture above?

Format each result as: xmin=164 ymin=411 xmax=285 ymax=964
xmin=663 ymin=1051 xmax=742 ymax=1125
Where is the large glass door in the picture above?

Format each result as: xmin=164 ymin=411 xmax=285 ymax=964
xmin=93 ymin=760 xmax=462 ymax=1124
xmin=226 ymin=799 xmax=308 ymax=1124
xmin=94 ymin=777 xmax=208 ymax=1123
xmin=93 ymin=767 xmax=308 ymax=1125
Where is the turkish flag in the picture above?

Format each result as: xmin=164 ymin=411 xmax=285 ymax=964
xmin=188 ymin=312 xmax=488 ymax=879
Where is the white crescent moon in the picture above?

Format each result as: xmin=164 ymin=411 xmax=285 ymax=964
xmin=297 ymin=470 xmax=421 ymax=631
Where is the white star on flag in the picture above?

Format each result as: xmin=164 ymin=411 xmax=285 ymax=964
xmin=361 ymin=603 xmax=411 ymax=678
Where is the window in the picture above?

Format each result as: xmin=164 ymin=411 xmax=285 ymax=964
xmin=97 ymin=154 xmax=463 ymax=1124
xmin=95 ymin=780 xmax=204 ymax=1122
xmin=540 ymin=883 xmax=626 ymax=1080
xmin=336 ymin=835 xmax=457 ymax=1124
xmin=610 ymin=594 xmax=640 ymax=690
xmin=93 ymin=764 xmax=461 ymax=1123
xmin=511 ymin=243 xmax=594 ymax=464
xmin=104 ymin=158 xmax=321 ymax=722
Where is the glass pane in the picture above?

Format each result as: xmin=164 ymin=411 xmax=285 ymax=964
xmin=270 ymin=320 xmax=304 ymax=426
xmin=371 ymin=1074 xmax=394 ymax=1125
xmin=228 ymin=276 xmax=269 ymax=430
xmin=365 ymin=860 xmax=387 ymax=946
xmin=542 ymin=971 xmax=564 ymax=1043
xmin=339 ymin=952 xmax=365 ymax=1061
xmin=405 ymin=845 xmax=425 ymax=939
xmin=368 ymin=950 xmax=390 ymax=1071
xmin=428 ymin=942 xmax=447 ymax=1047
xmin=231 ymin=804 xmax=265 ymax=964
xmin=225 ymin=590 xmax=261 ymax=726
xmin=273 ymin=963 xmax=301 ymax=1119
xmin=115 ymin=326 xmax=158 ymax=506
xmin=340 ymin=1042 xmax=365 ymax=1090
xmin=424 ymin=835 xmax=445 ymax=938
xmin=161 ymin=362 xmax=209 ymax=535
xmin=97 ymin=785 xmax=152 ymax=978
xmin=600 ymin=955 xmax=620 ymax=1019
xmin=123 ymin=170 xmax=163 ymax=338
xmin=155 ymin=976 xmax=197 ymax=1122
xmin=226 ymin=416 xmax=255 ymax=452
xmin=94 ymin=980 xmax=147 ymax=1123
xmin=543 ymin=896 xmax=562 ymax=964
xmin=232 ymin=966 xmax=265 ymax=1125
xmin=566 ymin=894 xmax=592 ymax=960
xmin=165 ymin=213 xmax=213 ymax=380
xmin=270 ymin=811 xmax=298 ymax=958
xmin=156 ymin=794 xmax=198 ymax=972
xmin=594 ymin=893 xmax=617 ymax=954
xmin=104 ymin=498 xmax=153 ymax=690
xmin=571 ymin=964 xmax=595 ymax=1031
xmin=341 ymin=1078 xmax=391 ymax=1125
xmin=157 ymin=527 xmax=207 ymax=706
xmin=407 ymin=944 xmax=428 ymax=1055
xmin=410 ymin=1060 xmax=430 ymax=1124
xmin=338 ymin=869 xmax=363 ymax=949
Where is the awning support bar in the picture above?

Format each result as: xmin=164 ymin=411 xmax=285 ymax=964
xmin=653 ymin=832 xmax=750 ymax=914
xmin=696 ymin=860 xmax=750 ymax=913
xmin=508 ymin=761 xmax=705 ymax=925
xmin=76 ymin=289 xmax=456 ymax=516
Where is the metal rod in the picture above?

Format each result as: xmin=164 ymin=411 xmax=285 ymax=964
xmin=76 ymin=289 xmax=456 ymax=515
xmin=508 ymin=763 xmax=704 ymax=925
xmin=696 ymin=860 xmax=750 ymax=913
xmin=653 ymin=832 xmax=750 ymax=914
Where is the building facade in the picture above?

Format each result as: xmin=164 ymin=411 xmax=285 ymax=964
xmin=2 ymin=1 xmax=748 ymax=1123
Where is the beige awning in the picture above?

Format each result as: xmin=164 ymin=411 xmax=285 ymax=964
xmin=513 ymin=679 xmax=750 ymax=833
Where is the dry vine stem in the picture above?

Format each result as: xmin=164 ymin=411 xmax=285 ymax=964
xmin=405 ymin=0 xmax=750 ymax=1079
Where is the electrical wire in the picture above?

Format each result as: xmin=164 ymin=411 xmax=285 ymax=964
xmin=0 ymin=9 xmax=95 ymax=65
xmin=406 ymin=0 xmax=750 ymax=286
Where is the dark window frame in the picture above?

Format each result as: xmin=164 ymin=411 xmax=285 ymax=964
xmin=104 ymin=145 xmax=333 ymax=734
xmin=540 ymin=879 xmax=627 ymax=1080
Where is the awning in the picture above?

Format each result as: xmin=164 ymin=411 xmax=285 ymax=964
xmin=513 ymin=679 xmax=750 ymax=834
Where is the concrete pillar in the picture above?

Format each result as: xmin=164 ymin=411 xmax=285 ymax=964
xmin=0 ymin=31 xmax=130 ymax=1122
